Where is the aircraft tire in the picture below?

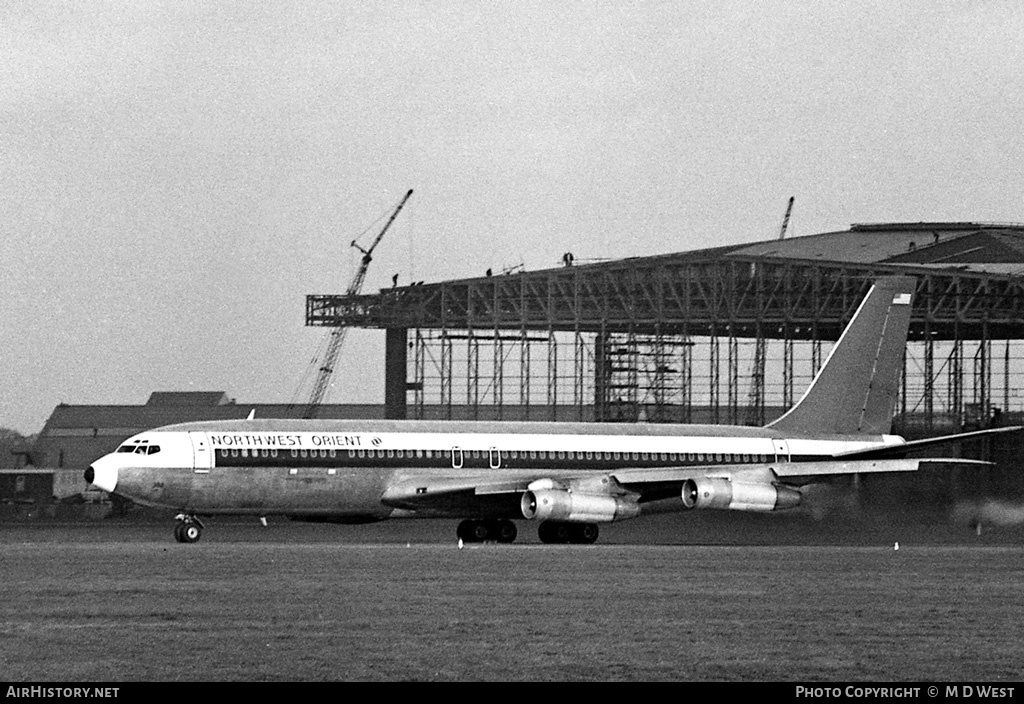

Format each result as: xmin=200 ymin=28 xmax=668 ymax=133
xmin=457 ymin=519 xmax=486 ymax=543
xmin=173 ymin=523 xmax=185 ymax=543
xmin=575 ymin=523 xmax=599 ymax=544
xmin=538 ymin=521 xmax=570 ymax=544
xmin=180 ymin=522 xmax=202 ymax=544
xmin=496 ymin=520 xmax=517 ymax=543
xmin=553 ymin=523 xmax=572 ymax=543
xmin=470 ymin=521 xmax=490 ymax=542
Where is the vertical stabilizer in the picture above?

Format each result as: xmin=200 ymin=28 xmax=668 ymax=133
xmin=766 ymin=276 xmax=915 ymax=435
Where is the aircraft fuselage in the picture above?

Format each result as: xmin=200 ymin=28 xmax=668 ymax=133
xmin=87 ymin=418 xmax=898 ymax=520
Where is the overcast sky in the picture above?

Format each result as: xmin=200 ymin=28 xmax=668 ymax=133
xmin=3 ymin=1 xmax=1024 ymax=435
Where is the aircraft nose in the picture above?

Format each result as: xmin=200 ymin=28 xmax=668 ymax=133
xmin=84 ymin=461 xmax=118 ymax=493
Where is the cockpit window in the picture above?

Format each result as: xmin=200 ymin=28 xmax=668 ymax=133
xmin=116 ymin=443 xmax=159 ymax=455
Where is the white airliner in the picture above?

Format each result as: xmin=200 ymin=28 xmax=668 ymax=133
xmin=84 ymin=277 xmax=1015 ymax=544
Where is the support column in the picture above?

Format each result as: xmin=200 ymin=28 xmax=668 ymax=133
xmin=384 ymin=327 xmax=408 ymax=420
xmin=594 ymin=330 xmax=608 ymax=422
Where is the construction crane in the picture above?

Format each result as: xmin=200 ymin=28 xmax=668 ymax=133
xmin=745 ymin=196 xmax=795 ymax=424
xmin=777 ymin=196 xmax=795 ymax=240
xmin=301 ymin=189 xmax=413 ymax=418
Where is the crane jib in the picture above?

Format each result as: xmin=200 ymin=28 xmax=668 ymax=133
xmin=302 ymin=189 xmax=414 ymax=418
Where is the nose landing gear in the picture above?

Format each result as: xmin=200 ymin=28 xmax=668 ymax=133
xmin=173 ymin=514 xmax=204 ymax=543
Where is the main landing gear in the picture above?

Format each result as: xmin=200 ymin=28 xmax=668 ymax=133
xmin=173 ymin=514 xmax=204 ymax=544
xmin=537 ymin=521 xmax=599 ymax=545
xmin=454 ymin=519 xmax=600 ymax=544
xmin=456 ymin=519 xmax=518 ymax=544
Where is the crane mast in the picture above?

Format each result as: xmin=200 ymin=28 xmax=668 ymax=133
xmin=778 ymin=196 xmax=795 ymax=240
xmin=302 ymin=189 xmax=413 ymax=418
xmin=745 ymin=196 xmax=796 ymax=424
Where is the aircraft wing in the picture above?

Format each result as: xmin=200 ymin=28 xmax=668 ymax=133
xmin=612 ymin=457 xmax=989 ymax=494
xmin=380 ymin=457 xmax=990 ymax=516
xmin=833 ymin=425 xmax=1023 ymax=460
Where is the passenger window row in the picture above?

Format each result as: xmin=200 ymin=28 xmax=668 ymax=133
xmin=215 ymin=448 xmax=771 ymax=463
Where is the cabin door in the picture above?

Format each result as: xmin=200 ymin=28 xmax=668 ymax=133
xmin=190 ymin=432 xmax=213 ymax=471
xmin=772 ymin=439 xmax=790 ymax=463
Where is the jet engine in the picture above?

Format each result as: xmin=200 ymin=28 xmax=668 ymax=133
xmin=521 ymin=489 xmax=641 ymax=523
xmin=681 ymin=477 xmax=801 ymax=512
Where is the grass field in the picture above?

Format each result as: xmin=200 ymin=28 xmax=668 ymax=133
xmin=2 ymin=521 xmax=1023 ymax=681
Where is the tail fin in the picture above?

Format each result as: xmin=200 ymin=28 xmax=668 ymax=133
xmin=766 ymin=276 xmax=915 ymax=435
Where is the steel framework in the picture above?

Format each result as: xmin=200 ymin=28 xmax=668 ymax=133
xmin=307 ymin=255 xmax=1024 ymax=436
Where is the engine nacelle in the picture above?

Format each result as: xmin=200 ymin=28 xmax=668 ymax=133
xmin=521 ymin=489 xmax=641 ymax=523
xmin=681 ymin=477 xmax=801 ymax=512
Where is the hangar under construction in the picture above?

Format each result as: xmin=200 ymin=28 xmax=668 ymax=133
xmin=307 ymin=221 xmax=1024 ymax=442
xmin=17 ymin=219 xmax=1024 ymax=519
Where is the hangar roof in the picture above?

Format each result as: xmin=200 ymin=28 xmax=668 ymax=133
xmin=306 ymin=222 xmax=1024 ymax=342
xmin=724 ymin=222 xmax=1024 ymax=268
xmin=146 ymin=391 xmax=235 ymax=406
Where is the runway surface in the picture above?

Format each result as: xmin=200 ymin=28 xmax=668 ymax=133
xmin=2 ymin=521 xmax=1023 ymax=681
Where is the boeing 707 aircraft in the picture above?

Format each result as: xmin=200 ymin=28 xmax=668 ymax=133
xmin=84 ymin=276 xmax=1017 ymax=544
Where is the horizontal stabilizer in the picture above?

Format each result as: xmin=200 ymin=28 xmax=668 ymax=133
xmin=773 ymin=457 xmax=990 ymax=483
xmin=833 ymin=425 xmax=1023 ymax=460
